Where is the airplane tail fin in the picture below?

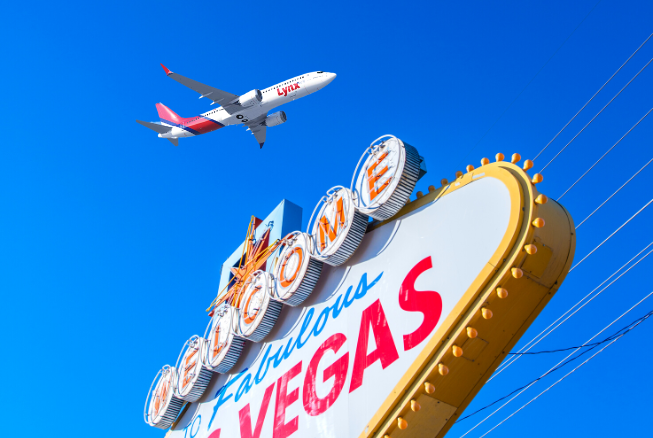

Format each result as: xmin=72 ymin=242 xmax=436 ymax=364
xmin=156 ymin=103 xmax=183 ymax=125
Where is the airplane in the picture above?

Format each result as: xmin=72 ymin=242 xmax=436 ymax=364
xmin=136 ymin=65 xmax=337 ymax=148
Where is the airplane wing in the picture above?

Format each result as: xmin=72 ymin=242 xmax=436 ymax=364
xmin=160 ymin=64 xmax=242 ymax=114
xmin=245 ymin=114 xmax=267 ymax=148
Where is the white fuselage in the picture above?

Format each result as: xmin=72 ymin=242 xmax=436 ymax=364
xmin=161 ymin=71 xmax=336 ymax=139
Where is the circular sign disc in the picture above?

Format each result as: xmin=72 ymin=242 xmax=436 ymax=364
xmin=353 ymin=136 xmax=420 ymax=221
xmin=203 ymin=305 xmax=245 ymax=374
xmin=238 ymin=271 xmax=283 ymax=342
xmin=273 ymin=232 xmax=323 ymax=306
xmin=144 ymin=365 xmax=184 ymax=429
xmin=309 ymin=187 xmax=368 ymax=266
xmin=174 ymin=336 xmax=213 ymax=402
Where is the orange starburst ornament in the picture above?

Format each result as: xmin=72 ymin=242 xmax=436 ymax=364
xmin=207 ymin=216 xmax=282 ymax=315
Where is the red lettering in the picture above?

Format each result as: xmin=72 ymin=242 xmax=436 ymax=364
xmin=303 ymin=333 xmax=349 ymax=416
xmin=274 ymin=361 xmax=302 ymax=438
xmin=349 ymin=299 xmax=399 ymax=393
xmin=277 ymin=88 xmax=284 ymax=96
xmin=239 ymin=382 xmax=275 ymax=438
xmin=399 ymin=257 xmax=442 ymax=351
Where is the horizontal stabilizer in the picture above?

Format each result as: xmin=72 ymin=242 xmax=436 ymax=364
xmin=168 ymin=138 xmax=179 ymax=147
xmin=136 ymin=119 xmax=172 ymax=134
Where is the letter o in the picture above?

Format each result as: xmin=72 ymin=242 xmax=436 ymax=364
xmin=280 ymin=247 xmax=303 ymax=287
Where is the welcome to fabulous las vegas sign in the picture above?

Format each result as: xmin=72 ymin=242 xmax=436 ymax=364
xmin=143 ymin=135 xmax=576 ymax=438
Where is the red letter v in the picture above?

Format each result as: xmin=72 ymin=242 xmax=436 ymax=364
xmin=239 ymin=382 xmax=275 ymax=438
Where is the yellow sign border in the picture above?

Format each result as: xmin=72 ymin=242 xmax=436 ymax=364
xmin=363 ymin=160 xmax=576 ymax=438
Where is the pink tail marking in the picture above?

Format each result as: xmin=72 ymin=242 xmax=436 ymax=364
xmin=156 ymin=103 xmax=183 ymax=125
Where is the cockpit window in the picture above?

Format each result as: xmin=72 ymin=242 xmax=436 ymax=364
xmin=317 ymin=71 xmax=324 ymax=73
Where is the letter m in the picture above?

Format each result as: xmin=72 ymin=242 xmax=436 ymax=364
xmin=318 ymin=197 xmax=346 ymax=251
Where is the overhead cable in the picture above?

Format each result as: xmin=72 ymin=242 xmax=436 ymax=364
xmin=533 ymin=32 xmax=652 ymax=162
xmin=506 ymin=308 xmax=653 ymax=355
xmin=570 ymin=197 xmax=653 ymax=272
xmin=490 ymin=184 xmax=653 ymax=379
xmin=477 ymin=310 xmax=652 ymax=438
xmin=557 ymin=108 xmax=652 ymax=200
xmin=538 ymin=57 xmax=653 ymax=173
xmin=488 ymin=242 xmax=653 ymax=382
xmin=458 ymin=291 xmax=653 ymax=436
xmin=576 ymin=158 xmax=653 ymax=228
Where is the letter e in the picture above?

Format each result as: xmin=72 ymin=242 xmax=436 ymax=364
xmin=274 ymin=361 xmax=302 ymax=438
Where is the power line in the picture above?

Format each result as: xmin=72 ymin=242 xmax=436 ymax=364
xmin=458 ymin=339 xmax=601 ymax=424
xmin=456 ymin=0 xmax=603 ymax=168
xmin=458 ymin=291 xmax=653 ymax=436
xmin=487 ymin=155 xmax=653 ymax=382
xmin=533 ymin=32 xmax=653 ymax=161
xmin=538 ymin=57 xmax=653 ymax=173
xmin=576 ymin=158 xmax=653 ymax=228
xmin=570 ymin=197 xmax=653 ymax=272
xmin=456 ymin=29 xmax=653 ymax=438
xmin=458 ymin=291 xmax=653 ymax=428
xmin=488 ymin=242 xmax=653 ymax=382
xmin=557 ymin=108 xmax=652 ymax=200
xmin=506 ymin=309 xmax=653 ymax=355
xmin=477 ymin=310 xmax=652 ymax=438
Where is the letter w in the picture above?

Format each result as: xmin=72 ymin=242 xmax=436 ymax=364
xmin=318 ymin=197 xmax=345 ymax=250
xmin=239 ymin=383 xmax=275 ymax=438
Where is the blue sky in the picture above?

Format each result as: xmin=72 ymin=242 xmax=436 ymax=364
xmin=1 ymin=0 xmax=652 ymax=437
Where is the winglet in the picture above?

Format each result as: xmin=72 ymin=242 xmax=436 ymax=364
xmin=160 ymin=63 xmax=173 ymax=76
xmin=259 ymin=142 xmax=264 ymax=149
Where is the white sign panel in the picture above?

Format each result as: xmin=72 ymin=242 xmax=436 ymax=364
xmin=169 ymin=176 xmax=510 ymax=438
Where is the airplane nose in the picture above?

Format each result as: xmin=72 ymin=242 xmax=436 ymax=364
xmin=325 ymin=73 xmax=337 ymax=84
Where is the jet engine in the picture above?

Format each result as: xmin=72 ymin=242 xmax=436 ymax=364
xmin=265 ymin=111 xmax=287 ymax=127
xmin=238 ymin=89 xmax=263 ymax=107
